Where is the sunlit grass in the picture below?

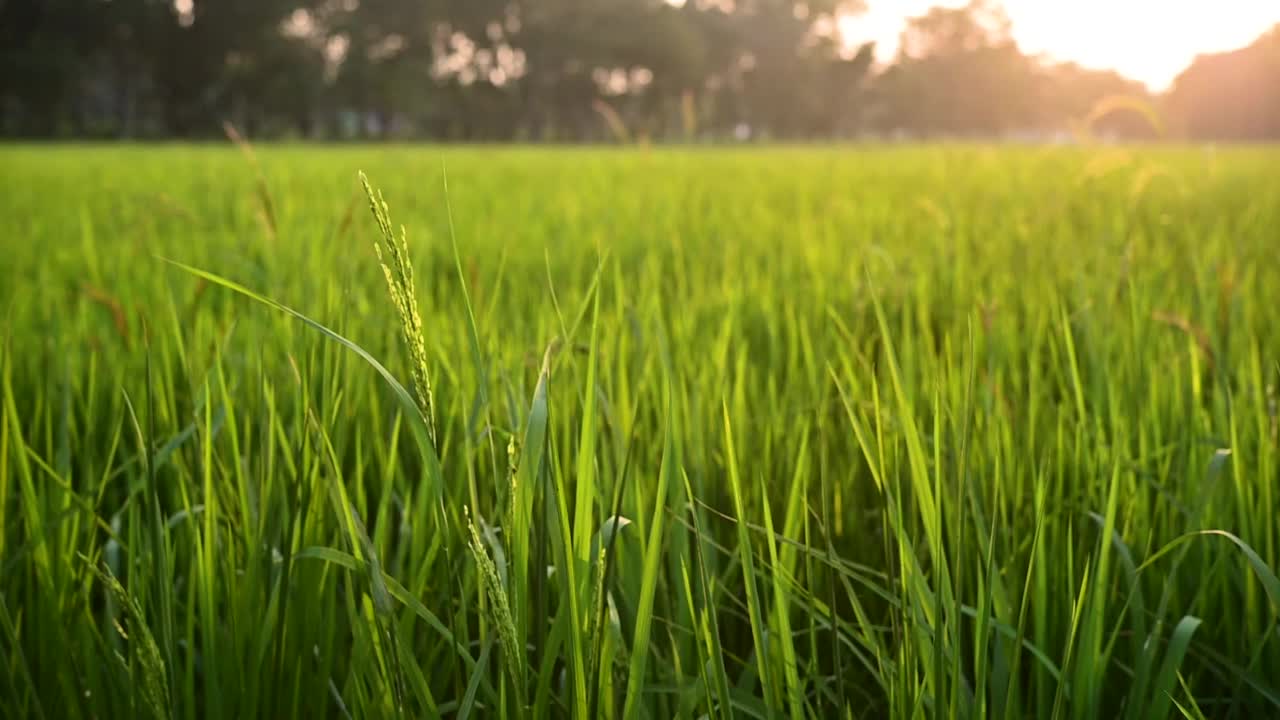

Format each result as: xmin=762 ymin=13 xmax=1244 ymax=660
xmin=1 ymin=144 xmax=1278 ymax=718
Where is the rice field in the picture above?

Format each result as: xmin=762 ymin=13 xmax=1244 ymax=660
xmin=1 ymin=144 xmax=1278 ymax=719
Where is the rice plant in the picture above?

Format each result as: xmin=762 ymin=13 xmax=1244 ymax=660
xmin=1 ymin=144 xmax=1278 ymax=719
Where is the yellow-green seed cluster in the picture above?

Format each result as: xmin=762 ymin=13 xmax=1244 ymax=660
xmin=360 ymin=171 xmax=438 ymax=447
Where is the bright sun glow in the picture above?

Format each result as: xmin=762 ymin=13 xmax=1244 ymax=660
xmin=840 ymin=0 xmax=1280 ymax=90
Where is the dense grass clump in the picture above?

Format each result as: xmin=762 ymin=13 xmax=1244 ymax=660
xmin=1 ymin=145 xmax=1279 ymax=719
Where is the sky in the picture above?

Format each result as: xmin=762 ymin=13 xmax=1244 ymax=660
xmin=837 ymin=0 xmax=1280 ymax=90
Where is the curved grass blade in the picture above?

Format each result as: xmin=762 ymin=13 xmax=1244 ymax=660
xmin=158 ymin=258 xmax=442 ymax=484
xmin=1148 ymin=616 xmax=1202 ymax=720
xmin=1136 ymin=530 xmax=1280 ymax=612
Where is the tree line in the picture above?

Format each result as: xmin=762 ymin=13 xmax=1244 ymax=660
xmin=2 ymin=0 xmax=1277 ymax=141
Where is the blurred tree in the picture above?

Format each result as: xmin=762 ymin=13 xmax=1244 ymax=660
xmin=873 ymin=0 xmax=1040 ymax=137
xmin=2 ymin=0 xmax=1274 ymax=141
xmin=319 ymin=0 xmax=447 ymax=137
xmin=499 ymin=0 xmax=713 ymax=139
xmin=118 ymin=0 xmax=316 ymax=136
xmin=1034 ymin=62 xmax=1154 ymax=139
xmin=0 ymin=0 xmax=324 ymax=137
xmin=1167 ymin=25 xmax=1280 ymax=140
xmin=0 ymin=0 xmax=111 ymax=135
xmin=722 ymin=1 xmax=874 ymax=138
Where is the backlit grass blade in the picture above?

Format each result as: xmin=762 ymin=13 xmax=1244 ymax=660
xmin=759 ymin=463 xmax=803 ymax=719
xmin=621 ymin=388 xmax=677 ymax=719
xmin=1137 ymin=530 xmax=1280 ymax=612
xmin=722 ymin=402 xmax=777 ymax=715
xmin=1147 ymin=616 xmax=1202 ymax=720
